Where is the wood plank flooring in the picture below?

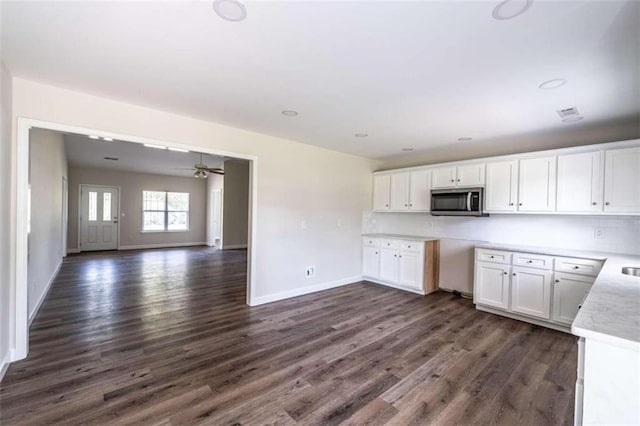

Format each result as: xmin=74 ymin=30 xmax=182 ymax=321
xmin=0 ymin=246 xmax=578 ymax=425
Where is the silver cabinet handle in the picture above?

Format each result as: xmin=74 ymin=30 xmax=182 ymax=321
xmin=574 ymin=266 xmax=580 ymax=270
xmin=503 ymin=271 xmax=508 ymax=275
xmin=605 ymin=202 xmax=610 ymax=206
xmin=592 ymin=202 xmax=597 ymax=206
xmin=512 ymin=273 xmax=516 ymax=276
xmin=527 ymin=260 xmax=533 ymax=263
xmin=555 ymin=279 xmax=560 ymax=283
xmin=509 ymin=203 xmax=514 ymax=206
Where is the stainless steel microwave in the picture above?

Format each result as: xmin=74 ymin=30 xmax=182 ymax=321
xmin=431 ymin=188 xmax=486 ymax=216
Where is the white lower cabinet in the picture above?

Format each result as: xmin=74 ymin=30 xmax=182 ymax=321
xmin=362 ymin=237 xmax=439 ymax=295
xmin=553 ymin=273 xmax=594 ymax=326
xmin=474 ymin=262 xmax=510 ymax=309
xmin=510 ymin=266 xmax=552 ymax=319
xmin=474 ymin=248 xmax=602 ymax=332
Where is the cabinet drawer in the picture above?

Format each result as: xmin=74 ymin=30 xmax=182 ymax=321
xmin=554 ymin=257 xmax=602 ymax=276
xmin=513 ymin=252 xmax=553 ymax=270
xmin=381 ymin=239 xmax=400 ymax=249
xmin=476 ymin=249 xmax=512 ymax=264
xmin=363 ymin=237 xmax=381 ymax=247
xmin=400 ymin=241 xmax=422 ymax=252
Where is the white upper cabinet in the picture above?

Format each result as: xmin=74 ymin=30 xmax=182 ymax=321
xmin=603 ymin=147 xmax=640 ymax=213
xmin=457 ymin=164 xmax=485 ymax=187
xmin=390 ymin=172 xmax=410 ymax=211
xmin=408 ymin=170 xmax=431 ymax=211
xmin=432 ymin=164 xmax=485 ymax=189
xmin=485 ymin=160 xmax=518 ymax=212
xmin=518 ymin=156 xmax=557 ymax=212
xmin=432 ymin=166 xmax=457 ymax=189
xmin=373 ymin=170 xmax=431 ymax=212
xmin=557 ymin=151 xmax=603 ymax=213
xmin=372 ymin=174 xmax=391 ymax=211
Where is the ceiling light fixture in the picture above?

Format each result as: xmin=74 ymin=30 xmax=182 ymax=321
xmin=143 ymin=143 xmax=167 ymax=150
xmin=402 ymin=148 xmax=414 ymax=152
xmin=88 ymin=135 xmax=99 ymax=139
xmin=281 ymin=110 xmax=298 ymax=117
xmin=354 ymin=133 xmax=368 ymax=138
xmin=102 ymin=137 xmax=114 ymax=142
xmin=458 ymin=137 xmax=473 ymax=142
xmin=492 ymin=0 xmax=533 ymax=20
xmin=194 ymin=169 xmax=208 ymax=179
xmin=168 ymin=147 xmax=190 ymax=153
xmin=562 ymin=116 xmax=584 ymax=123
xmin=539 ymin=78 xmax=567 ymax=90
xmin=213 ymin=0 xmax=247 ymax=22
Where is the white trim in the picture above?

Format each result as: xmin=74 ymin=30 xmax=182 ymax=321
xmin=66 ymin=248 xmax=80 ymax=254
xmin=222 ymin=244 xmax=247 ymax=250
xmin=0 ymin=352 xmax=10 ymax=383
xmin=28 ymin=259 xmax=62 ymax=325
xmin=13 ymin=117 xmax=259 ymax=363
xmin=118 ymin=242 xmax=206 ymax=251
xmin=250 ymin=276 xmax=362 ymax=306
xmin=363 ymin=277 xmax=426 ymax=295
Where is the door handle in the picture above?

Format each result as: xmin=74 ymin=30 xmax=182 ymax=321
xmin=466 ymin=192 xmax=472 ymax=211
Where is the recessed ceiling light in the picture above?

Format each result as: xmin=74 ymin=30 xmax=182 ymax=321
xmin=492 ymin=0 xmax=533 ymax=20
xmin=281 ymin=110 xmax=298 ymax=117
xmin=168 ymin=147 xmax=189 ymax=153
xmin=539 ymin=78 xmax=567 ymax=90
xmin=562 ymin=116 xmax=584 ymax=123
xmin=143 ymin=143 xmax=167 ymax=150
xmin=88 ymin=135 xmax=99 ymax=139
xmin=458 ymin=137 xmax=473 ymax=142
xmin=354 ymin=133 xmax=368 ymax=138
xmin=102 ymin=137 xmax=114 ymax=142
xmin=213 ymin=0 xmax=247 ymax=22
xmin=402 ymin=148 xmax=414 ymax=152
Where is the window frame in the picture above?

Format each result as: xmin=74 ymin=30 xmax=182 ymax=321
xmin=141 ymin=190 xmax=190 ymax=233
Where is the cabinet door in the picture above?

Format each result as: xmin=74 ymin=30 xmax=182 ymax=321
xmin=557 ymin=151 xmax=603 ymax=213
xmin=390 ymin=172 xmax=410 ymax=211
xmin=408 ymin=170 xmax=431 ymax=211
xmin=474 ymin=262 xmax=510 ymax=310
xmin=457 ymin=164 xmax=485 ymax=187
xmin=373 ymin=174 xmax=391 ymax=211
xmin=431 ymin=166 xmax=457 ymax=189
xmin=398 ymin=250 xmax=423 ymax=290
xmin=518 ymin=156 xmax=557 ymax=212
xmin=604 ymin=147 xmax=640 ymax=213
xmin=511 ymin=266 xmax=552 ymax=319
xmin=485 ymin=161 xmax=518 ymax=212
xmin=553 ymin=273 xmax=594 ymax=325
xmin=362 ymin=246 xmax=380 ymax=279
xmin=379 ymin=248 xmax=399 ymax=282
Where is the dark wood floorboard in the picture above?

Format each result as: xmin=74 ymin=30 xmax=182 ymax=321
xmin=0 ymin=246 xmax=577 ymax=425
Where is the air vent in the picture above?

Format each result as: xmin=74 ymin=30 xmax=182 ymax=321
xmin=557 ymin=107 xmax=580 ymax=118
xmin=103 ymin=157 xmax=119 ymax=161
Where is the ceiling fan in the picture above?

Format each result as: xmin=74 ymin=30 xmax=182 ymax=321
xmin=175 ymin=153 xmax=224 ymax=178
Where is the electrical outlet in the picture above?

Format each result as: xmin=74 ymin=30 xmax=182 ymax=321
xmin=426 ymin=222 xmax=433 ymax=229
xmin=594 ymin=227 xmax=605 ymax=239
xmin=301 ymin=220 xmax=308 ymax=229
xmin=306 ymin=266 xmax=315 ymax=278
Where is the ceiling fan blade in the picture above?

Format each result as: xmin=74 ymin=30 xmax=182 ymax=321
xmin=209 ymin=170 xmax=225 ymax=175
xmin=204 ymin=168 xmax=224 ymax=173
xmin=173 ymin=167 xmax=196 ymax=170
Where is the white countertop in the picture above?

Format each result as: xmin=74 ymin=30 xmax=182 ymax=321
xmin=476 ymin=242 xmax=640 ymax=350
xmin=362 ymin=233 xmax=440 ymax=242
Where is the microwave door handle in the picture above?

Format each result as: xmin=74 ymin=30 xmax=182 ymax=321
xmin=466 ymin=192 xmax=472 ymax=211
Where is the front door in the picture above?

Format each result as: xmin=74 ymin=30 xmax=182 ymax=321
xmin=80 ymin=185 xmax=119 ymax=251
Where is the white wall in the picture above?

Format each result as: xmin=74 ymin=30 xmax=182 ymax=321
xmin=366 ymin=212 xmax=640 ymax=255
xmin=222 ymin=160 xmax=249 ymax=248
xmin=11 ymin=78 xmax=376 ymax=302
xmin=67 ymin=167 xmax=207 ymax=250
xmin=28 ymin=129 xmax=68 ymax=320
xmin=0 ymin=62 xmax=13 ymax=377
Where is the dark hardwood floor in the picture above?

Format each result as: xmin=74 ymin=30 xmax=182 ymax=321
xmin=0 ymin=246 xmax=578 ymax=425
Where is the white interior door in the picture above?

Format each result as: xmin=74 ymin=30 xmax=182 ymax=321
xmin=207 ymin=188 xmax=223 ymax=247
xmin=62 ymin=177 xmax=68 ymax=257
xmin=80 ymin=185 xmax=119 ymax=251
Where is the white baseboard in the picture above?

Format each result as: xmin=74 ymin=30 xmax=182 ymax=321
xmin=28 ymin=259 xmax=62 ymax=326
xmin=222 ymin=244 xmax=247 ymax=250
xmin=250 ymin=275 xmax=362 ymax=306
xmin=67 ymin=248 xmax=80 ymax=254
xmin=118 ymin=242 xmax=206 ymax=251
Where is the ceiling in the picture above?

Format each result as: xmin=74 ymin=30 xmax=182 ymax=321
xmin=3 ymin=1 xmax=639 ymax=160
xmin=63 ymin=132 xmax=225 ymax=177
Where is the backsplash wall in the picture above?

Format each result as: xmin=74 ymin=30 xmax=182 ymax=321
xmin=364 ymin=212 xmax=640 ymax=255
